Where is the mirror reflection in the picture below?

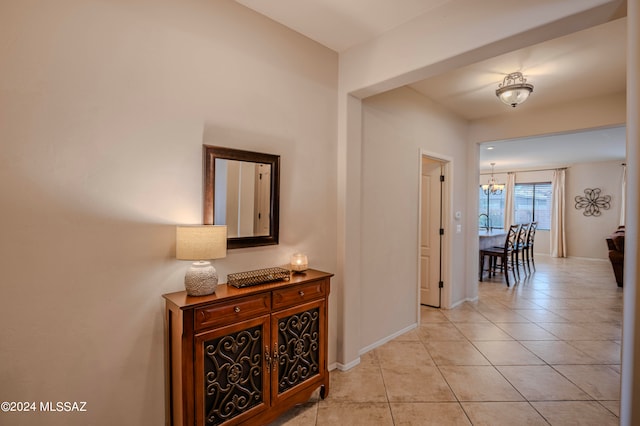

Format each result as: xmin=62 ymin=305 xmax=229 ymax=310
xmin=203 ymin=145 xmax=280 ymax=249
xmin=214 ymin=159 xmax=272 ymax=238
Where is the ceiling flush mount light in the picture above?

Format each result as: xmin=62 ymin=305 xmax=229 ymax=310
xmin=496 ymin=71 xmax=534 ymax=107
xmin=482 ymin=163 xmax=504 ymax=195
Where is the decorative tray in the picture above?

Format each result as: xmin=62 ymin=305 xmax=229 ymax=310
xmin=227 ymin=267 xmax=291 ymax=288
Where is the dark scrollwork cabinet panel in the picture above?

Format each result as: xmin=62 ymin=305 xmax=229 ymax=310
xmin=164 ymin=270 xmax=332 ymax=426
xmin=195 ymin=317 xmax=270 ymax=425
xmin=273 ymin=301 xmax=324 ymax=402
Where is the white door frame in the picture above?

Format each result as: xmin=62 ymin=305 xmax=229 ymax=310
xmin=417 ymin=149 xmax=453 ymax=321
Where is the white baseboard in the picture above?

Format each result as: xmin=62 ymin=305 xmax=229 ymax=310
xmin=449 ymin=297 xmax=477 ymax=308
xmin=359 ymin=323 xmax=418 ymax=356
xmin=332 ymin=323 xmax=420 ymax=372
xmin=537 ymin=253 xmax=608 ymax=262
xmin=567 ymin=256 xmax=609 ymax=262
xmin=332 ymin=357 xmax=360 ymax=371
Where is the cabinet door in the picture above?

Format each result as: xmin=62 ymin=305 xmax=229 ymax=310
xmin=271 ymin=299 xmax=326 ymax=404
xmin=195 ymin=315 xmax=270 ymax=425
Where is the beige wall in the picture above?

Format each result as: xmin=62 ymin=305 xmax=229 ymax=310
xmin=0 ymin=1 xmax=337 ymax=425
xmin=360 ymin=87 xmax=468 ymax=348
xmin=567 ymin=160 xmax=625 ymax=259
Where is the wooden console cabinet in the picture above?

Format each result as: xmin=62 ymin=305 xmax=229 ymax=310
xmin=163 ymin=269 xmax=332 ymax=425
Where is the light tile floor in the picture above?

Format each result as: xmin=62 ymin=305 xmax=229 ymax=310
xmin=270 ymin=256 xmax=623 ymax=425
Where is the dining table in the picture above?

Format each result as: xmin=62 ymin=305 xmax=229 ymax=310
xmin=479 ymin=229 xmax=507 ymax=249
xmin=479 ymin=229 xmax=507 ymax=281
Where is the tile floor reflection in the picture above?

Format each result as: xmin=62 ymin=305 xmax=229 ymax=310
xmin=270 ymin=256 xmax=622 ymax=425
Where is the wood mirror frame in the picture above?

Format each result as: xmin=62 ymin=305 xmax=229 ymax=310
xmin=203 ymin=145 xmax=280 ymax=249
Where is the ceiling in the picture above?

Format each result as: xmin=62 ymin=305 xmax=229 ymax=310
xmin=481 ymin=126 xmax=626 ymax=173
xmin=235 ymin=0 xmax=454 ymax=52
xmin=409 ymin=18 xmax=626 ymax=121
xmin=234 ymin=0 xmax=627 ymax=170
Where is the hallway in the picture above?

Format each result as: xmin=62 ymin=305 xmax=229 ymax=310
xmin=272 ymin=256 xmax=623 ymax=425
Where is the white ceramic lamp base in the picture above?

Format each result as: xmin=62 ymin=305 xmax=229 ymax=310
xmin=184 ymin=261 xmax=219 ymax=296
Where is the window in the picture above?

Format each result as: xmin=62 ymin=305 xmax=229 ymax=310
xmin=513 ymin=183 xmax=552 ymax=230
xmin=478 ymin=186 xmax=505 ymax=229
xmin=478 ymin=182 xmax=552 ymax=231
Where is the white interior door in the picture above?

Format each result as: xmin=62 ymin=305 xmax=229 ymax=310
xmin=253 ymin=164 xmax=271 ymax=236
xmin=420 ymin=158 xmax=443 ymax=307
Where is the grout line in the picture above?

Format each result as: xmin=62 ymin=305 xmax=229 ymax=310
xmin=307 ymin=258 xmax=621 ymax=425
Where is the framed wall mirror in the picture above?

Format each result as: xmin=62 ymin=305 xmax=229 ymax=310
xmin=203 ymin=145 xmax=280 ymax=249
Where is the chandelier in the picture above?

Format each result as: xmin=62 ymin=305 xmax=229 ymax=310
xmin=482 ymin=163 xmax=504 ymax=195
xmin=496 ymin=72 xmax=534 ymax=107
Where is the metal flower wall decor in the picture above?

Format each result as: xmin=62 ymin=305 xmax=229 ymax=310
xmin=574 ymin=188 xmax=611 ymax=217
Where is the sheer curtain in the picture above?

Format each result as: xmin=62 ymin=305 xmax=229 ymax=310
xmin=620 ymin=163 xmax=627 ymax=226
xmin=503 ymin=172 xmax=516 ymax=229
xmin=551 ymin=168 xmax=566 ymax=257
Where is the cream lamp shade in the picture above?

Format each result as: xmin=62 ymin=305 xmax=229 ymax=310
xmin=176 ymin=225 xmax=227 ymax=296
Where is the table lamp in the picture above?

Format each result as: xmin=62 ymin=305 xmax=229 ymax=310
xmin=176 ymin=225 xmax=227 ymax=296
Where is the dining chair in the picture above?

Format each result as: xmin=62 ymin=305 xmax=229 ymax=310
xmin=479 ymin=224 xmax=520 ymax=287
xmin=525 ymin=221 xmax=538 ymax=272
xmin=515 ymin=222 xmax=530 ymax=276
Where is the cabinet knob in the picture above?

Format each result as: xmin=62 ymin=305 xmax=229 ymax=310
xmin=234 ymin=306 xmax=241 ymax=313
xmin=299 ymin=291 xmax=305 ymax=297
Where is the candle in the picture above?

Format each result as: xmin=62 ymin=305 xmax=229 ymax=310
xmin=290 ymin=253 xmax=308 ymax=272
